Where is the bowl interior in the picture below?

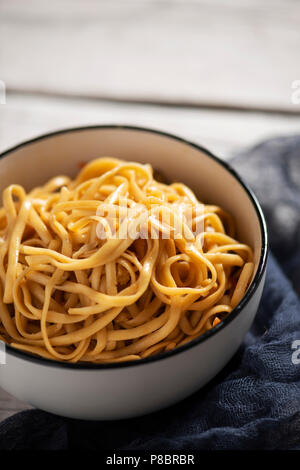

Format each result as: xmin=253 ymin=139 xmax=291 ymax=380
xmin=0 ymin=127 xmax=263 ymax=283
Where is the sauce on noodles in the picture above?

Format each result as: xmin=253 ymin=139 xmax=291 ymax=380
xmin=0 ymin=158 xmax=254 ymax=363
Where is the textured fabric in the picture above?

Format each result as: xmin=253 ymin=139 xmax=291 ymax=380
xmin=231 ymin=135 xmax=300 ymax=297
xmin=0 ymin=136 xmax=300 ymax=450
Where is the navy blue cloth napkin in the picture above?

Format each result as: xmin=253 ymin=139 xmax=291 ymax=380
xmin=0 ymin=136 xmax=300 ymax=450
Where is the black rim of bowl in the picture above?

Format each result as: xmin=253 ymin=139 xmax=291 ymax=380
xmin=0 ymin=125 xmax=268 ymax=369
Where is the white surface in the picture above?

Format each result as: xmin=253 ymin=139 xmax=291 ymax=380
xmin=1 ymin=93 xmax=300 ymax=160
xmin=1 ymin=0 xmax=300 ymax=111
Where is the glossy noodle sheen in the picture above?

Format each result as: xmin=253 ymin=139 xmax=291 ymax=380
xmin=0 ymin=157 xmax=254 ymax=363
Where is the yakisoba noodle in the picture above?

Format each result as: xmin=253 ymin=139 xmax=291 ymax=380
xmin=0 ymin=157 xmax=254 ymax=363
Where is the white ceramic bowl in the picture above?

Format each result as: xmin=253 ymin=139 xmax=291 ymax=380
xmin=0 ymin=126 xmax=268 ymax=420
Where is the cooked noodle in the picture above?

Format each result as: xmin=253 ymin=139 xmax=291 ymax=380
xmin=0 ymin=157 xmax=254 ymax=363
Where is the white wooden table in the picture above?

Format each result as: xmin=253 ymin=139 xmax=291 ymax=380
xmin=0 ymin=0 xmax=300 ymax=422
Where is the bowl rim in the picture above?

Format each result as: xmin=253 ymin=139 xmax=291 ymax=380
xmin=0 ymin=124 xmax=268 ymax=370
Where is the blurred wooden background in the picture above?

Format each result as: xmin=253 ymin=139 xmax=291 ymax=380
xmin=0 ymin=0 xmax=299 ymax=422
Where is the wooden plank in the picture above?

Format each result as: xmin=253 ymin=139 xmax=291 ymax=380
xmin=1 ymin=92 xmax=300 ymax=161
xmin=0 ymin=388 xmax=31 ymax=422
xmin=1 ymin=0 xmax=300 ymax=112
